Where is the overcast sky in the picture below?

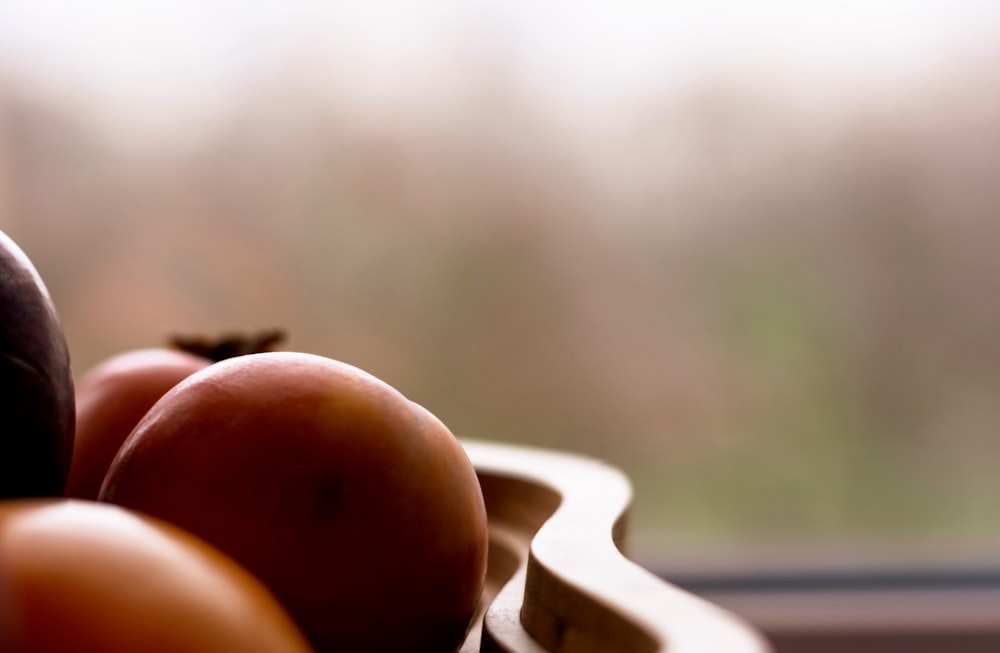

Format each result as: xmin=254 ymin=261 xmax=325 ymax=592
xmin=1 ymin=1 xmax=998 ymax=139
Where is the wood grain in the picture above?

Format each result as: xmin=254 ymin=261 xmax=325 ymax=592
xmin=459 ymin=439 xmax=770 ymax=653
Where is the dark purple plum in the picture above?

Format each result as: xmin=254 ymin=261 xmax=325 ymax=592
xmin=0 ymin=230 xmax=74 ymax=497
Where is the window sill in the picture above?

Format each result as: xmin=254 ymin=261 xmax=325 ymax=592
xmin=658 ymin=555 xmax=1000 ymax=653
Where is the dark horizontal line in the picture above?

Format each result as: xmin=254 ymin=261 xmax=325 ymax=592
xmin=659 ymin=568 xmax=1000 ymax=594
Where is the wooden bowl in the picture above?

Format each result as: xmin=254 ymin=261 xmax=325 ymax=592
xmin=459 ymin=439 xmax=771 ymax=653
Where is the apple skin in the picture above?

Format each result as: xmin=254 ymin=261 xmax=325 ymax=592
xmin=66 ymin=348 xmax=211 ymax=500
xmin=0 ymin=230 xmax=75 ymax=498
xmin=99 ymin=351 xmax=489 ymax=653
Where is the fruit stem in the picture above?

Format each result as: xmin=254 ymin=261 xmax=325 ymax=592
xmin=168 ymin=329 xmax=286 ymax=362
